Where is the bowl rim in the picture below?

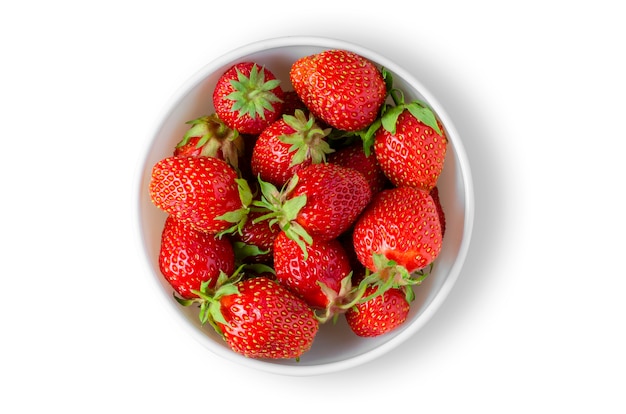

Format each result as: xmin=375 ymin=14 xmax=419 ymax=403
xmin=134 ymin=35 xmax=475 ymax=376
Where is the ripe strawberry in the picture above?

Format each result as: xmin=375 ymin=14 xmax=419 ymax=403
xmin=291 ymin=163 xmax=372 ymax=241
xmin=281 ymin=90 xmax=308 ymax=116
xmin=273 ymin=231 xmax=352 ymax=309
xmin=352 ymin=186 xmax=442 ymax=275
xmin=430 ymin=185 xmax=446 ymax=238
xmin=345 ymin=284 xmax=410 ymax=337
xmin=173 ymin=114 xmax=245 ymax=170
xmin=290 ymin=50 xmax=387 ymax=131
xmin=149 ymin=156 xmax=251 ymax=234
xmin=373 ymin=98 xmax=447 ymax=191
xmin=213 ymin=62 xmax=284 ymax=135
xmin=328 ymin=142 xmax=388 ymax=195
xmin=194 ymin=276 xmax=319 ymax=359
xmin=159 ymin=215 xmax=235 ymax=300
xmin=253 ymin=163 xmax=372 ymax=255
xmin=251 ymin=109 xmax=333 ymax=187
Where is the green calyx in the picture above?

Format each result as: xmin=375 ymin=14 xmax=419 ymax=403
xmin=226 ymin=64 xmax=282 ymax=120
xmin=251 ymin=174 xmax=313 ymax=260
xmin=314 ymin=254 xmax=433 ymax=324
xmin=215 ymin=178 xmax=255 ymax=237
xmin=177 ymin=114 xmax=244 ymax=168
xmin=360 ymin=253 xmax=433 ymax=304
xmin=315 ymin=273 xmax=357 ymax=324
xmin=232 ymin=241 xmax=276 ymax=277
xmin=279 ymin=109 xmax=334 ymax=166
xmin=174 ymin=266 xmax=246 ymax=336
xmin=360 ymin=68 xmax=442 ymax=156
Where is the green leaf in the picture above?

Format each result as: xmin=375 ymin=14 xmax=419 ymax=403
xmin=406 ymin=102 xmax=442 ymax=135
xmin=381 ymin=105 xmax=405 ymax=134
xmin=284 ymin=221 xmax=313 ymax=260
xmin=173 ymin=293 xmax=195 ymax=307
xmin=233 ymin=241 xmax=269 ymax=262
xmin=382 ymin=67 xmax=394 ymax=94
xmin=209 ymin=301 xmax=229 ymax=327
xmin=360 ymin=118 xmax=382 ymax=156
xmin=256 ymin=176 xmax=281 ymax=206
xmin=282 ymin=194 xmax=307 ymax=222
xmin=236 ymin=178 xmax=253 ymax=207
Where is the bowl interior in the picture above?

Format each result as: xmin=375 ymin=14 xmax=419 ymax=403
xmin=137 ymin=37 xmax=473 ymax=375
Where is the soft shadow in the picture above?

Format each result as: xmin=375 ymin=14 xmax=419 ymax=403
xmin=323 ymin=41 xmax=511 ymax=378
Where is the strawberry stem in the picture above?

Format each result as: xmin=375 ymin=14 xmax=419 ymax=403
xmin=226 ymin=64 xmax=282 ymax=120
xmin=251 ymin=175 xmax=314 ymax=259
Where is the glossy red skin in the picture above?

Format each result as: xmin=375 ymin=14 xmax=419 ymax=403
xmin=280 ymin=90 xmax=308 ymax=116
xmin=328 ymin=143 xmax=389 ymax=195
xmin=291 ymin=163 xmax=372 ymax=241
xmin=374 ymin=110 xmax=447 ymax=191
xmin=159 ymin=216 xmax=235 ymax=300
xmin=173 ymin=136 xmax=204 ymax=158
xmin=352 ymin=187 xmax=443 ymax=273
xmin=430 ymin=186 xmax=446 ymax=238
xmin=213 ymin=62 xmax=284 ymax=135
xmin=149 ymin=156 xmax=241 ymax=234
xmin=217 ymin=277 xmax=319 ymax=359
xmin=251 ymin=118 xmax=313 ymax=187
xmin=273 ymin=232 xmax=352 ymax=309
xmin=290 ymin=50 xmax=387 ymax=131
xmin=345 ymin=285 xmax=410 ymax=337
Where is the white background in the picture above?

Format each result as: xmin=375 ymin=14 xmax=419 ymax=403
xmin=1 ymin=0 xmax=624 ymax=412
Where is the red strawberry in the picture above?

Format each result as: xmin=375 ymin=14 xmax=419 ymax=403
xmin=328 ymin=142 xmax=388 ymax=195
xmin=281 ymin=90 xmax=308 ymax=116
xmin=374 ymin=101 xmax=447 ymax=191
xmin=273 ymin=231 xmax=352 ymax=309
xmin=159 ymin=215 xmax=235 ymax=299
xmin=213 ymin=62 xmax=284 ymax=135
xmin=352 ymin=186 xmax=442 ymax=275
xmin=290 ymin=50 xmax=387 ymax=131
xmin=251 ymin=109 xmax=333 ymax=187
xmin=345 ymin=284 xmax=410 ymax=337
xmin=149 ymin=156 xmax=251 ymax=234
xmin=253 ymin=163 xmax=372 ymax=255
xmin=173 ymin=114 xmax=245 ymax=170
xmin=430 ymin=185 xmax=446 ymax=238
xmin=200 ymin=276 xmax=319 ymax=359
xmin=291 ymin=163 xmax=371 ymax=241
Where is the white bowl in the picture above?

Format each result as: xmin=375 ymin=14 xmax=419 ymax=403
xmin=135 ymin=36 xmax=474 ymax=376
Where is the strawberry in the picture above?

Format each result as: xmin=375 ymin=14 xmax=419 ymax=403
xmin=281 ymin=90 xmax=308 ymax=116
xmin=159 ymin=215 xmax=235 ymax=300
xmin=290 ymin=163 xmax=371 ymax=242
xmin=352 ymin=186 xmax=442 ymax=286
xmin=430 ymin=185 xmax=446 ymax=238
xmin=181 ymin=275 xmax=319 ymax=359
xmin=372 ymin=80 xmax=447 ymax=191
xmin=345 ymin=284 xmax=410 ymax=337
xmin=273 ymin=231 xmax=352 ymax=309
xmin=173 ymin=114 xmax=245 ymax=170
xmin=251 ymin=109 xmax=333 ymax=187
xmin=290 ymin=50 xmax=387 ymax=131
xmin=328 ymin=142 xmax=388 ymax=195
xmin=149 ymin=156 xmax=252 ymax=234
xmin=213 ymin=62 xmax=284 ymax=135
xmin=253 ymin=163 xmax=372 ymax=255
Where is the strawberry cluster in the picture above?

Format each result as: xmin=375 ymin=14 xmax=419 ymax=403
xmin=148 ymin=49 xmax=447 ymax=360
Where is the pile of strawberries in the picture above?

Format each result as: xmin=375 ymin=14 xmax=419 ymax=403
xmin=149 ymin=49 xmax=447 ymax=360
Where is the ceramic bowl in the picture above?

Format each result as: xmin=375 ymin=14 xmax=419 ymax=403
xmin=136 ymin=36 xmax=474 ymax=376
